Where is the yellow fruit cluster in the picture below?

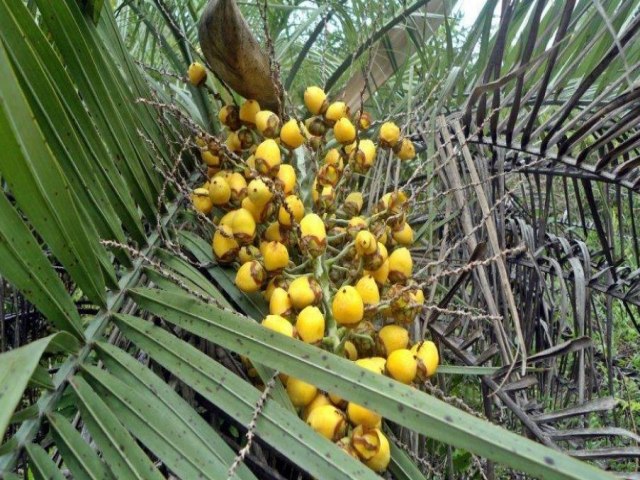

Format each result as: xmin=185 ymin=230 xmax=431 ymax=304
xmin=188 ymin=74 xmax=434 ymax=472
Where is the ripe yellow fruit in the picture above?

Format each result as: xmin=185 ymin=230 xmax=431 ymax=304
xmin=247 ymin=178 xmax=273 ymax=206
xmin=288 ymin=276 xmax=321 ymax=310
xmin=255 ymin=139 xmax=281 ymax=176
xmin=263 ymin=276 xmax=287 ymax=302
xmin=201 ymin=148 xmax=221 ymax=168
xmin=328 ymin=392 xmax=347 ymax=408
xmin=344 ymin=192 xmax=363 ymax=216
xmin=280 ymin=118 xmax=306 ymax=149
xmin=208 ymin=177 xmax=231 ymax=205
xmin=355 ymin=230 xmax=377 ymax=256
xmin=392 ymin=222 xmax=414 ymax=245
xmin=347 ymin=216 xmax=367 ymax=237
xmin=388 ymin=247 xmax=412 ymax=283
xmin=269 ymin=287 xmax=293 ymax=317
xmin=235 ymin=260 xmax=266 ymax=292
xmin=226 ymin=131 xmax=242 ymax=152
xmin=299 ymin=213 xmax=327 ymax=257
xmin=191 ymin=188 xmax=213 ymax=215
xmin=255 ymin=110 xmax=281 ymax=138
xmin=332 ymin=286 xmax=364 ymax=325
xmin=278 ymin=195 xmax=305 ymax=227
xmin=231 ymin=208 xmax=256 ymax=244
xmin=343 ymin=340 xmax=358 ymax=361
xmin=386 ymin=348 xmax=418 ymax=384
xmin=350 ymin=139 xmax=377 ymax=172
xmin=302 ymin=393 xmax=332 ymax=421
xmin=306 ymin=405 xmax=347 ymax=441
xmin=262 ymin=314 xmax=294 ymax=337
xmin=242 ymin=197 xmax=268 ymax=223
xmin=333 ymin=117 xmax=356 ymax=144
xmin=356 ymin=357 xmax=386 ymax=374
xmin=227 ymin=172 xmax=247 ymax=204
xmin=219 ymin=105 xmax=241 ymax=131
xmin=263 ymin=241 xmax=289 ymax=272
xmin=358 ymin=111 xmax=372 ymax=130
xmin=411 ymin=340 xmax=439 ymax=379
xmin=212 ymin=225 xmax=239 ymax=263
xmin=318 ymin=185 xmax=336 ymax=210
xmin=296 ymin=306 xmax=325 ymax=343
xmin=347 ymin=402 xmax=381 ymax=428
xmin=264 ymin=221 xmax=286 ymax=243
xmin=377 ymin=325 xmax=409 ymax=356
xmin=351 ymin=426 xmax=390 ymax=472
xmin=324 ymin=101 xmax=349 ymax=125
xmin=238 ymin=245 xmax=260 ymax=264
xmin=316 ymin=163 xmax=341 ymax=187
xmin=395 ymin=137 xmax=416 ymax=160
xmin=275 ymin=164 xmax=296 ymax=194
xmin=239 ymin=99 xmax=260 ymax=125
xmin=187 ymin=62 xmax=207 ymax=86
xmin=355 ymin=275 xmax=380 ymax=312
xmin=324 ymin=148 xmax=343 ymax=168
xmin=286 ymin=377 xmax=317 ymax=407
xmin=379 ymin=121 xmax=400 ymax=148
xmin=304 ymin=86 xmax=328 ymax=115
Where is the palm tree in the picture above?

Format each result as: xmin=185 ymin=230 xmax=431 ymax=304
xmin=0 ymin=0 xmax=638 ymax=478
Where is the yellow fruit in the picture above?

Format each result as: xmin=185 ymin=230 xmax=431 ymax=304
xmin=286 ymin=377 xmax=317 ymax=407
xmin=218 ymin=210 xmax=236 ymax=228
xmin=264 ymin=221 xmax=286 ymax=243
xmin=239 ymin=99 xmax=260 ymax=125
xmin=386 ymin=348 xmax=417 ymax=384
xmin=304 ymin=86 xmax=328 ymax=115
xmin=255 ymin=110 xmax=281 ymax=138
xmin=241 ymin=197 xmax=268 ymax=223
xmin=333 ymin=117 xmax=356 ymax=144
xmin=347 ymin=216 xmax=367 ymax=237
xmin=201 ymin=147 xmax=221 ymax=167
xmin=318 ymin=185 xmax=336 ymax=210
xmin=187 ymin=62 xmax=207 ymax=86
xmin=244 ymin=154 xmax=256 ymax=176
xmin=344 ymin=192 xmax=363 ymax=216
xmin=379 ymin=121 xmax=400 ymax=148
xmin=392 ymin=222 xmax=414 ymax=245
xmin=355 ymin=357 xmax=386 ymax=374
xmin=355 ymin=230 xmax=377 ymax=256
xmin=227 ymin=172 xmax=247 ymax=204
xmin=299 ymin=213 xmax=327 ymax=257
xmin=226 ymin=131 xmax=242 ymax=152
xmin=212 ymin=225 xmax=239 ymax=263
xmin=343 ymin=340 xmax=358 ymax=361
xmin=208 ymin=177 xmax=231 ymax=206
xmin=353 ymin=139 xmax=377 ymax=172
xmin=231 ymin=208 xmax=256 ymax=244
xmin=255 ymin=139 xmax=281 ymax=176
xmin=358 ymin=111 xmax=372 ymax=130
xmin=275 ymin=164 xmax=296 ymax=194
xmin=395 ymin=137 xmax=416 ymax=160
xmin=247 ymin=178 xmax=272 ymax=206
xmin=288 ymin=276 xmax=321 ymax=310
xmin=302 ymin=393 xmax=332 ymax=421
xmin=280 ymin=118 xmax=306 ymax=149
xmin=411 ymin=340 xmax=439 ymax=379
xmin=238 ymin=245 xmax=260 ymax=264
xmin=269 ymin=287 xmax=293 ymax=317
xmin=388 ymin=247 xmax=412 ymax=283
xmin=355 ymin=276 xmax=380 ymax=313
xmin=351 ymin=426 xmax=390 ymax=472
xmin=263 ymin=241 xmax=289 ymax=272
xmin=296 ymin=306 xmax=325 ymax=343
xmin=316 ymin=163 xmax=341 ymax=187
xmin=377 ymin=325 xmax=409 ymax=356
xmin=328 ymin=392 xmax=346 ymax=408
xmin=191 ymin=188 xmax=213 ymax=215
xmin=263 ymin=276 xmax=287 ymax=302
xmin=362 ymin=241 xmax=388 ymax=271
xmin=235 ymin=260 xmax=266 ymax=292
xmin=306 ymin=405 xmax=346 ymax=441
xmin=324 ymin=101 xmax=349 ymax=125
xmin=332 ymin=286 xmax=364 ymax=325
xmin=219 ymin=105 xmax=241 ymax=131
xmin=262 ymin=314 xmax=294 ymax=337
xmin=347 ymin=402 xmax=381 ymax=428
xmin=278 ymin=195 xmax=304 ymax=227
xmin=324 ymin=148 xmax=343 ymax=167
